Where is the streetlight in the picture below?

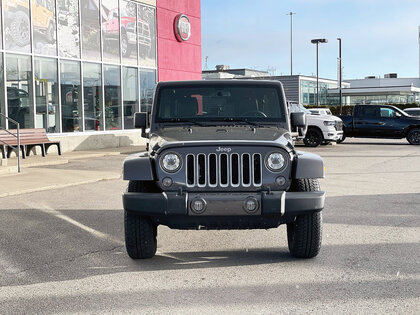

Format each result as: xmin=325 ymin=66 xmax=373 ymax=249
xmin=311 ymin=38 xmax=328 ymax=106
xmin=337 ymin=38 xmax=343 ymax=114
xmin=287 ymin=12 xmax=296 ymax=75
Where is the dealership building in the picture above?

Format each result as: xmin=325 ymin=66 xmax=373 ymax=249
xmin=0 ymin=0 xmax=201 ymax=151
xmin=203 ymin=68 xmax=420 ymax=107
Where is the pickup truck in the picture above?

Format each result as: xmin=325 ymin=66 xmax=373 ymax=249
xmin=289 ymin=102 xmax=343 ymax=147
xmin=339 ymin=104 xmax=420 ymax=145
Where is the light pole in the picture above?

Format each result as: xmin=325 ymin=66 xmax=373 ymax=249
xmin=287 ymin=12 xmax=296 ymax=75
xmin=311 ymin=38 xmax=328 ymax=106
xmin=337 ymin=38 xmax=342 ymax=114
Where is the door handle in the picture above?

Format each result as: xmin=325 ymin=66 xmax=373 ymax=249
xmin=378 ymin=122 xmax=385 ymax=125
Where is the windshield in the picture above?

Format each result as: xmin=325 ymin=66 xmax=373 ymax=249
xmin=289 ymin=103 xmax=311 ymax=114
xmin=155 ymin=85 xmax=286 ymax=123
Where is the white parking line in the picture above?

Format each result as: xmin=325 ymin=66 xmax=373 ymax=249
xmin=28 ymin=203 xmax=123 ymax=245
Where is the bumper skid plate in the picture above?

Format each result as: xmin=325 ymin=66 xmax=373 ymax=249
xmin=123 ymin=191 xmax=325 ymax=217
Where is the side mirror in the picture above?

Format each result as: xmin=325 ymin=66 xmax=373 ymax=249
xmin=291 ymin=112 xmax=307 ymax=139
xmin=134 ymin=112 xmax=148 ymax=138
xmin=395 ymin=112 xmax=402 ymax=118
xmin=291 ymin=112 xmax=307 ymax=128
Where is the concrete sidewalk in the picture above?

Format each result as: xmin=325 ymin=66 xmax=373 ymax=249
xmin=0 ymin=146 xmax=144 ymax=198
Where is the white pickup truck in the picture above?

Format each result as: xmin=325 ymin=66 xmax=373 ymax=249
xmin=289 ymin=102 xmax=344 ymax=147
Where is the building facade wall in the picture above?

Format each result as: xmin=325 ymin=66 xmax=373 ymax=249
xmin=0 ymin=0 xmax=202 ymax=151
xmin=156 ymin=0 xmax=202 ymax=81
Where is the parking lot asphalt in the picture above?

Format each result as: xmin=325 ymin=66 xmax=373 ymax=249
xmin=0 ymin=138 xmax=419 ymax=314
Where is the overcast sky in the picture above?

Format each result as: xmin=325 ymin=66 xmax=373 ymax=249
xmin=201 ymin=0 xmax=420 ymax=80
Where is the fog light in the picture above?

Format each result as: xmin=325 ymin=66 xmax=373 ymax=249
xmin=191 ymin=198 xmax=207 ymax=214
xmin=162 ymin=177 xmax=173 ymax=187
xmin=275 ymin=176 xmax=286 ymax=186
xmin=243 ymin=197 xmax=259 ymax=213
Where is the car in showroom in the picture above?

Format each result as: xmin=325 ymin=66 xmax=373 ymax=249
xmin=122 ymin=80 xmax=326 ymax=259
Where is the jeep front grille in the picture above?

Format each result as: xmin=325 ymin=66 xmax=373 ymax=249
xmin=186 ymin=153 xmax=262 ymax=188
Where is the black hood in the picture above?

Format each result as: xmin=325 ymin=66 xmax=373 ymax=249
xmin=149 ymin=126 xmax=293 ymax=151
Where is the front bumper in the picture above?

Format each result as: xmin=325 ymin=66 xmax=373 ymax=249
xmin=123 ymin=191 xmax=325 ymax=217
xmin=323 ymin=130 xmax=343 ymax=141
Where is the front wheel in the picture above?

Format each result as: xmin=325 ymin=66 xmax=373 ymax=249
xmin=303 ymin=128 xmax=323 ymax=147
xmin=124 ymin=180 xmax=158 ymax=259
xmin=406 ymin=128 xmax=420 ymax=145
xmin=287 ymin=179 xmax=322 ymax=258
xmin=124 ymin=211 xmax=157 ymax=259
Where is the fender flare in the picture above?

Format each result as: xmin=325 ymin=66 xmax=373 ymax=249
xmin=293 ymin=151 xmax=324 ymax=179
xmin=123 ymin=152 xmax=154 ymax=181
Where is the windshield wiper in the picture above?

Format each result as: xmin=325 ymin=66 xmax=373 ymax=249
xmin=165 ymin=118 xmax=206 ymax=127
xmin=213 ymin=118 xmax=264 ymax=127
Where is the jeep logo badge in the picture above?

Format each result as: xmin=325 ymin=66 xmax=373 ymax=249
xmin=216 ymin=147 xmax=232 ymax=153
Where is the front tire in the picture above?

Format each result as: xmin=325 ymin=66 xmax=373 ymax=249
xmin=124 ymin=180 xmax=157 ymax=259
xmin=10 ymin=11 xmax=30 ymax=47
xmin=124 ymin=211 xmax=157 ymax=259
xmin=406 ymin=128 xmax=420 ymax=145
xmin=287 ymin=179 xmax=322 ymax=258
xmin=303 ymin=128 xmax=323 ymax=147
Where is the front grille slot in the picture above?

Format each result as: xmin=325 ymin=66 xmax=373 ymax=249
xmin=186 ymin=152 xmax=262 ymax=188
xmin=242 ymin=154 xmax=251 ymax=186
xmin=209 ymin=154 xmax=217 ymax=186
xmin=186 ymin=154 xmax=195 ymax=186
xmin=197 ymin=154 xmax=206 ymax=186
xmin=253 ymin=154 xmax=262 ymax=185
xmin=231 ymin=154 xmax=240 ymax=186
xmin=219 ymin=154 xmax=229 ymax=186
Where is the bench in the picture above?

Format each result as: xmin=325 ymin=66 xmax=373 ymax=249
xmin=0 ymin=128 xmax=61 ymax=159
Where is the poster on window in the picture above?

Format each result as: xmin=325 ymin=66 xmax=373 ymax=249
xmin=58 ymin=0 xmax=80 ymax=58
xmin=137 ymin=4 xmax=156 ymax=68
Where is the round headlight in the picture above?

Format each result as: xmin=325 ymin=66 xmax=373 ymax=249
xmin=265 ymin=152 xmax=286 ymax=172
xmin=160 ymin=152 xmax=182 ymax=173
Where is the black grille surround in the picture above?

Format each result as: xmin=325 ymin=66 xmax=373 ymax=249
xmin=156 ymin=145 xmax=293 ymax=192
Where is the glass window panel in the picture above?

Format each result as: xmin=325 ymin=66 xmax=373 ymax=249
xmin=104 ymin=65 xmax=121 ymax=130
xmin=60 ymin=60 xmax=82 ymax=132
xmin=102 ymin=0 xmax=120 ymax=63
xmin=122 ymin=67 xmax=138 ymax=129
xmin=34 ymin=57 xmax=59 ymax=133
xmin=138 ymin=4 xmax=156 ymax=68
xmin=121 ymin=0 xmax=137 ymax=65
xmin=32 ymin=0 xmax=57 ymax=55
xmin=81 ymin=0 xmax=101 ymax=60
xmin=57 ymin=0 xmax=80 ymax=58
xmin=4 ymin=0 xmax=31 ymax=52
xmin=83 ymin=62 xmax=103 ymax=131
xmin=139 ymin=68 xmax=156 ymax=112
xmin=6 ymin=54 xmax=34 ymax=129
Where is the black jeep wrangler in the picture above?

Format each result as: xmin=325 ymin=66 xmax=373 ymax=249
xmin=123 ymin=80 xmax=325 ymax=259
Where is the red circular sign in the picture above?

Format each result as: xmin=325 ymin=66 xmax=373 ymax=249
xmin=174 ymin=14 xmax=191 ymax=42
